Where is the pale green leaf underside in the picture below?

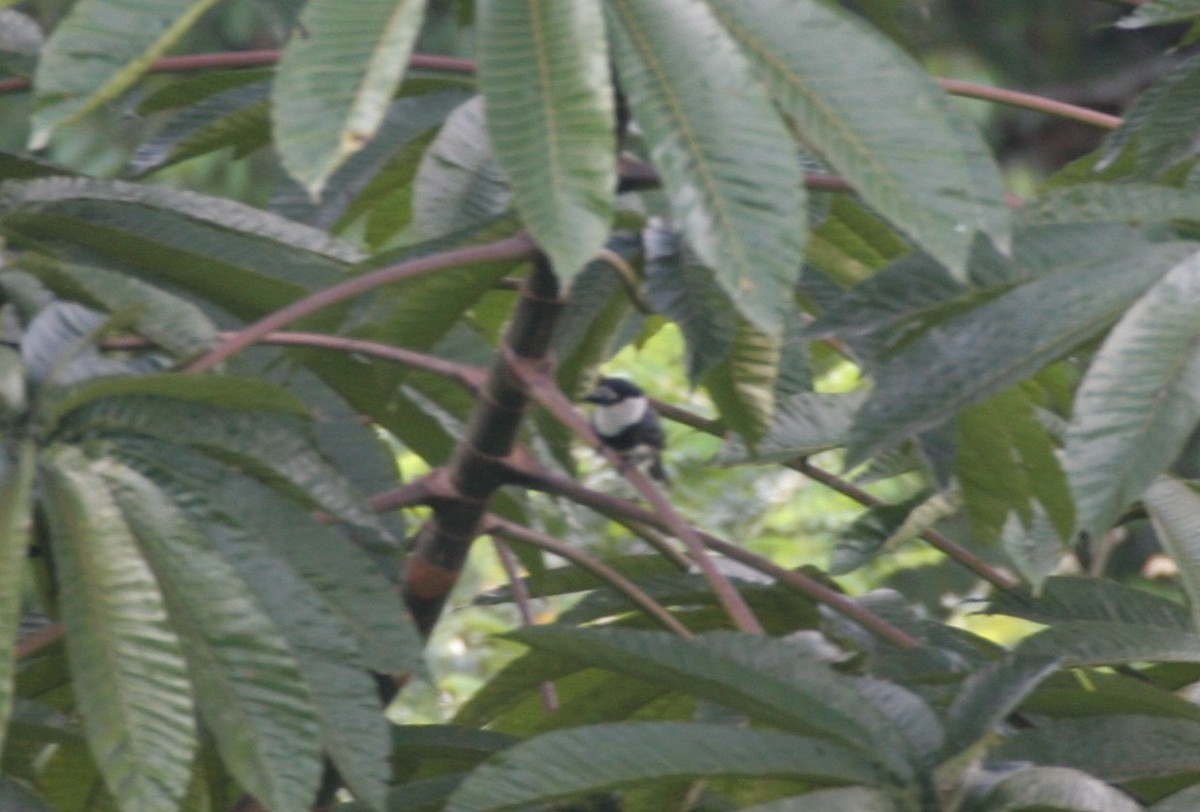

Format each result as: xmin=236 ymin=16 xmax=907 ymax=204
xmin=479 ymin=0 xmax=615 ymax=281
xmin=606 ymin=0 xmax=805 ymax=334
xmin=446 ymin=722 xmax=884 ymax=812
xmin=98 ymin=456 xmax=324 ymax=812
xmin=42 ymin=447 xmax=196 ymax=812
xmin=30 ymin=0 xmax=225 ymax=147
xmin=1064 ymin=251 xmax=1200 ymax=538
xmin=273 ymin=0 xmax=428 ymax=194
xmin=707 ymin=0 xmax=1010 ymax=277
xmin=977 ymin=766 xmax=1142 ymax=812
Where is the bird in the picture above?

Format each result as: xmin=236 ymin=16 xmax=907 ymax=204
xmin=583 ymin=376 xmax=668 ymax=482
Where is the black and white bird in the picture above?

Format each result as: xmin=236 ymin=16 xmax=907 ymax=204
xmin=583 ymin=376 xmax=668 ymax=482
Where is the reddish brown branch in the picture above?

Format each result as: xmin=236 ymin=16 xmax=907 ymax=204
xmin=936 ymin=78 xmax=1122 ymax=130
xmin=792 ymin=459 xmax=1020 ymax=591
xmin=509 ymin=357 xmax=766 ymax=635
xmin=485 ymin=515 xmax=693 ymax=638
xmin=16 ymin=622 xmax=64 ymax=660
xmin=184 ymin=234 xmax=536 ymax=374
xmin=655 ymin=400 xmax=1019 ymax=592
xmin=506 ymin=460 xmax=919 ymax=649
xmin=492 ymin=538 xmax=559 ymax=711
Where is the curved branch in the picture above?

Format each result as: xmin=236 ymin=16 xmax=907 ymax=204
xmin=510 ymin=460 xmax=920 ymax=649
xmin=654 ymin=400 xmax=1020 ymax=592
xmin=184 ymin=233 xmax=536 ymax=374
xmin=937 ymin=78 xmax=1122 ymax=130
xmin=492 ymin=539 xmax=559 ymax=711
xmin=508 ymin=355 xmax=766 ymax=635
xmin=485 ymin=515 xmax=694 ymax=638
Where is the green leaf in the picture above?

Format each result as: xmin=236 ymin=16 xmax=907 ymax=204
xmin=941 ymin=655 xmax=1061 ymax=760
xmin=413 ymin=97 xmax=513 ymax=239
xmin=1025 ymin=182 xmax=1200 ymax=226
xmin=1098 ymin=55 xmax=1200 ymax=178
xmin=0 ymin=177 xmax=358 ymax=321
xmin=643 ymin=223 xmax=737 ymax=381
xmin=272 ymin=0 xmax=428 ymax=194
xmin=956 ymin=385 xmax=1073 ymax=547
xmin=706 ymin=0 xmax=1009 ymax=278
xmin=22 ymin=259 xmax=218 ymax=358
xmin=986 ymin=576 xmax=1190 ymax=630
xmin=701 ymin=319 xmax=781 ymax=447
xmin=1152 ymin=784 xmax=1200 ymax=811
xmin=105 ymin=453 xmax=391 ymax=809
xmin=606 ymin=0 xmax=805 ymax=333
xmin=55 ymin=393 xmax=387 ymax=535
xmin=847 ymin=231 xmax=1195 ymax=462
xmin=721 ymin=391 xmax=869 ymax=465
xmin=133 ymin=87 xmax=271 ymax=175
xmin=993 ymin=716 xmax=1200 ymax=783
xmin=1017 ymin=620 xmax=1200 ymax=666
xmin=551 ymin=251 xmax=638 ymax=403
xmin=93 ymin=455 xmax=324 ymax=812
xmin=1064 ymin=252 xmax=1200 ymax=538
xmin=445 ymin=722 xmax=888 ymax=812
xmin=118 ymin=435 xmax=418 ymax=675
xmin=41 ymin=446 xmax=196 ymax=812
xmin=1120 ymin=1 xmax=1200 ymax=31
xmin=974 ymin=766 xmax=1142 ymax=812
xmin=508 ymin=627 xmax=918 ymax=780
xmin=805 ymin=195 xmax=910 ymax=287
xmin=479 ymin=0 xmax=614 ymax=281
xmin=29 ymin=0 xmax=226 ymax=147
xmin=1145 ymin=477 xmax=1200 ymax=629
xmin=0 ymin=442 xmax=35 ymax=756
xmin=279 ymin=92 xmax=467 ymax=234
xmin=829 ymin=493 xmax=931 ymax=575
xmin=42 ymin=373 xmax=308 ymax=432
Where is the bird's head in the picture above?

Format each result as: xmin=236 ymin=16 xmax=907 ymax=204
xmin=583 ymin=376 xmax=645 ymax=405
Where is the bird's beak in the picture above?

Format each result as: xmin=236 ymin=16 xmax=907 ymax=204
xmin=582 ymin=390 xmax=602 ymax=403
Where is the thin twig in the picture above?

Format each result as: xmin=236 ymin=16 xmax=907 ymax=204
xmin=184 ymin=234 xmax=536 ymax=374
xmin=792 ymin=459 xmax=1020 ymax=592
xmin=509 ymin=358 xmax=765 ymax=635
xmin=656 ymin=399 xmax=1020 ymax=592
xmin=512 ymin=462 xmax=920 ymax=649
xmin=492 ymin=538 xmax=559 ymax=711
xmin=937 ymin=78 xmax=1123 ymax=130
xmin=486 ymin=515 xmax=693 ymax=638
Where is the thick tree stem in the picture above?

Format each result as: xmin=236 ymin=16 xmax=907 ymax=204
xmin=402 ymin=254 xmax=563 ymax=638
